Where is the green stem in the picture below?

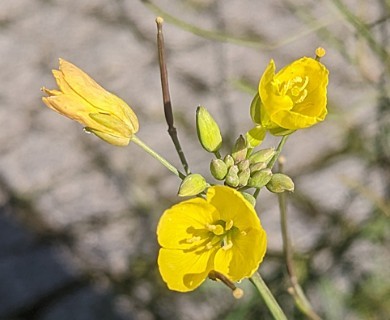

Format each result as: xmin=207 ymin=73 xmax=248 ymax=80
xmin=267 ymin=134 xmax=290 ymax=170
xmin=131 ymin=135 xmax=185 ymax=179
xmin=250 ymin=272 xmax=288 ymax=320
xmin=278 ymin=163 xmax=322 ymax=320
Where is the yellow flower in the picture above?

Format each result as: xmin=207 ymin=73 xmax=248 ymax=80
xmin=42 ymin=59 xmax=139 ymax=146
xmin=157 ymin=185 xmax=267 ymax=292
xmin=252 ymin=55 xmax=328 ymax=135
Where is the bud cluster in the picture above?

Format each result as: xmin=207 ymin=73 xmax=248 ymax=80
xmin=210 ymin=135 xmax=276 ymax=189
xmin=195 ymin=105 xmax=294 ymax=195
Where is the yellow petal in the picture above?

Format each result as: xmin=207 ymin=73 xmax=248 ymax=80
xmin=42 ymin=94 xmax=96 ymax=127
xmin=89 ymin=112 xmax=132 ymax=137
xmin=157 ymin=198 xmax=215 ymax=250
xmin=206 ymin=186 xmax=261 ymax=230
xmin=214 ymin=228 xmax=267 ymax=281
xmin=59 ymin=59 xmax=138 ymax=132
xmin=158 ymin=247 xmax=215 ymax=292
xmin=85 ymin=128 xmax=131 ymax=146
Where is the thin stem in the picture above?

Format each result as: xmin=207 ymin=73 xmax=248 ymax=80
xmin=250 ymin=272 xmax=288 ymax=320
xmin=131 ymin=135 xmax=185 ymax=179
xmin=156 ymin=17 xmax=190 ymax=175
xmin=278 ymin=160 xmax=322 ymax=320
xmin=267 ymin=135 xmax=290 ymax=170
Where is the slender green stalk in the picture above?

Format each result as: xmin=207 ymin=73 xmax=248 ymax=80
xmin=278 ymin=161 xmax=322 ymax=320
xmin=267 ymin=135 xmax=290 ymax=169
xmin=250 ymin=272 xmax=288 ymax=320
xmin=131 ymin=135 xmax=185 ymax=179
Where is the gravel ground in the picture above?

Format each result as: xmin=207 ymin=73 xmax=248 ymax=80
xmin=0 ymin=0 xmax=387 ymax=319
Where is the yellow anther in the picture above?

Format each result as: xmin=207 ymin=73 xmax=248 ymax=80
xmin=206 ymin=242 xmax=214 ymax=250
xmin=295 ymin=89 xmax=308 ymax=104
xmin=222 ymin=240 xmax=233 ymax=250
xmin=291 ymin=87 xmax=301 ymax=96
xmin=233 ymin=288 xmax=244 ymax=299
xmin=186 ymin=236 xmax=201 ymax=243
xmin=225 ymin=220 xmax=234 ymax=231
xmin=315 ymin=47 xmax=326 ymax=58
xmin=206 ymin=224 xmax=216 ymax=231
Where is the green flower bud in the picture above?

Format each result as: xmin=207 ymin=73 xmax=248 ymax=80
xmin=224 ymin=154 xmax=235 ymax=168
xmin=238 ymin=168 xmax=251 ymax=187
xmin=210 ymin=159 xmax=228 ymax=180
xmin=250 ymin=162 xmax=267 ymax=173
xmin=248 ymin=148 xmax=276 ymax=164
xmin=266 ymin=173 xmax=294 ymax=193
xmin=247 ymin=168 xmax=273 ymax=188
xmin=225 ymin=165 xmax=239 ymax=187
xmin=240 ymin=192 xmax=256 ymax=207
xmin=231 ymin=135 xmax=247 ymax=163
xmin=178 ymin=173 xmax=208 ymax=197
xmin=237 ymin=159 xmax=250 ymax=171
xmin=196 ymin=106 xmax=222 ymax=153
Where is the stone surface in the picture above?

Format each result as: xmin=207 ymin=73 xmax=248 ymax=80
xmin=0 ymin=0 xmax=387 ymax=319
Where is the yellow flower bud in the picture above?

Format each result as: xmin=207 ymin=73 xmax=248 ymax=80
xmin=178 ymin=173 xmax=208 ymax=197
xmin=266 ymin=173 xmax=295 ymax=193
xmin=196 ymin=106 xmax=222 ymax=153
xmin=41 ymin=59 xmax=139 ymax=146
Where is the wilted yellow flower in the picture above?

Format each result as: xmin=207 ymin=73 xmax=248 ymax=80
xmin=252 ymin=54 xmax=328 ymax=135
xmin=157 ymin=185 xmax=267 ymax=292
xmin=42 ymin=59 xmax=139 ymax=146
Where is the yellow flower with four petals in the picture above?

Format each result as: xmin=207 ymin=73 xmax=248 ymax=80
xmin=157 ymin=185 xmax=267 ymax=292
xmin=251 ymin=53 xmax=329 ymax=136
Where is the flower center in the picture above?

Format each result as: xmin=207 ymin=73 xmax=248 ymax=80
xmin=206 ymin=219 xmax=235 ymax=251
xmin=278 ymin=76 xmax=309 ymax=104
xmin=184 ymin=219 xmax=240 ymax=253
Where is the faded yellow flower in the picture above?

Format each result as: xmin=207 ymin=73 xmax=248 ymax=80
xmin=42 ymin=59 xmax=138 ymax=146
xmin=157 ymin=185 xmax=267 ymax=292
xmin=251 ymin=54 xmax=329 ymax=135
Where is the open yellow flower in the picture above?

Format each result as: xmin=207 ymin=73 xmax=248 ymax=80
xmin=157 ymin=185 xmax=267 ymax=292
xmin=251 ymin=54 xmax=328 ymax=135
xmin=42 ymin=59 xmax=139 ymax=146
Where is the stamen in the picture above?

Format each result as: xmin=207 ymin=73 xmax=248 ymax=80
xmin=186 ymin=236 xmax=201 ymax=243
xmin=233 ymin=288 xmax=244 ymax=299
xmin=225 ymin=220 xmax=234 ymax=230
xmin=295 ymin=89 xmax=308 ymax=104
xmin=208 ymin=270 xmax=244 ymax=299
xmin=315 ymin=47 xmax=326 ymax=61
xmin=222 ymin=240 xmax=233 ymax=250
xmin=207 ymin=235 xmax=222 ymax=250
xmin=207 ymin=223 xmax=224 ymax=235
xmin=290 ymin=87 xmax=301 ymax=96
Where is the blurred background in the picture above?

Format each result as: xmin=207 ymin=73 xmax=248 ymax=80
xmin=0 ymin=0 xmax=389 ymax=319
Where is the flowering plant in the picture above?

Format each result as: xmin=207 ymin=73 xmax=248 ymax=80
xmin=41 ymin=17 xmax=329 ymax=320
